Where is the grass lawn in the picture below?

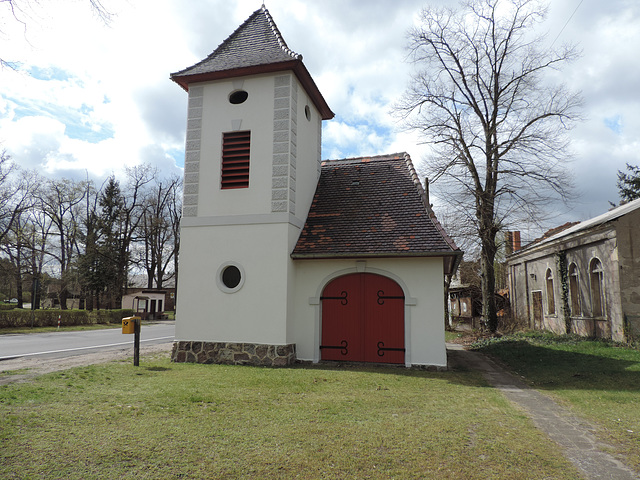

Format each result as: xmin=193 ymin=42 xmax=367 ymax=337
xmin=473 ymin=332 xmax=640 ymax=472
xmin=444 ymin=330 xmax=464 ymax=343
xmin=0 ymin=355 xmax=580 ymax=479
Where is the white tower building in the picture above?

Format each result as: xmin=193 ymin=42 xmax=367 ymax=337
xmin=171 ymin=7 xmax=334 ymax=365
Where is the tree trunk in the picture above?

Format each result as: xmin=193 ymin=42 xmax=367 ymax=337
xmin=480 ymin=239 xmax=498 ymax=333
xmin=59 ymin=286 xmax=68 ymax=310
xmin=443 ymin=273 xmax=452 ymax=331
xmin=31 ymin=275 xmax=41 ymax=309
xmin=14 ymin=269 xmax=23 ymax=309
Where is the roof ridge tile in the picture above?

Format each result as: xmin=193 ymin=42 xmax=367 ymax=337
xmin=322 ymin=153 xmax=407 ymax=166
xmin=403 ymin=153 xmax=460 ymax=252
xmin=262 ymin=6 xmax=302 ymax=60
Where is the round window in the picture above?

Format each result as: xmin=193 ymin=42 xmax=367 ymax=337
xmin=222 ymin=265 xmax=241 ymax=289
xmin=304 ymin=105 xmax=311 ymax=121
xmin=229 ymin=90 xmax=248 ymax=104
xmin=216 ymin=262 xmax=245 ymax=293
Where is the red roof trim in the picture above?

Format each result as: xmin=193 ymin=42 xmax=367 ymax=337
xmin=171 ymin=60 xmax=334 ymax=120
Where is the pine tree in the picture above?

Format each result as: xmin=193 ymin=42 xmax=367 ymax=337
xmin=616 ymin=164 xmax=640 ymax=203
xmin=97 ymin=176 xmax=124 ymax=309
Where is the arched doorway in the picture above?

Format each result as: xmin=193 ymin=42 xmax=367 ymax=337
xmin=320 ymin=273 xmax=405 ymax=364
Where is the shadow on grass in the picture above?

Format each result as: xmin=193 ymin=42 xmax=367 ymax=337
xmin=145 ymin=366 xmax=171 ymax=372
xmin=284 ymin=359 xmax=488 ymax=388
xmin=473 ymin=339 xmax=640 ymax=392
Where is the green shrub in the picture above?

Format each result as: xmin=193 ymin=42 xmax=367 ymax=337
xmin=90 ymin=309 xmax=135 ymax=324
xmin=0 ymin=309 xmax=135 ymax=328
xmin=0 ymin=310 xmax=28 ymax=328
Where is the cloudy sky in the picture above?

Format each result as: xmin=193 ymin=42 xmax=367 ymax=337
xmin=1 ymin=0 xmax=639 ymax=239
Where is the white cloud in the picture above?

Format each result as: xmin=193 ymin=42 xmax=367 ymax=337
xmin=0 ymin=0 xmax=638 ymax=229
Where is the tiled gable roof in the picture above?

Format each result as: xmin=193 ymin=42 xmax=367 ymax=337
xmin=292 ymin=153 xmax=461 ymax=271
xmin=172 ymin=7 xmax=300 ymax=79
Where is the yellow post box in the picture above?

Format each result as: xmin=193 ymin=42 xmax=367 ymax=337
xmin=122 ymin=316 xmax=139 ymax=334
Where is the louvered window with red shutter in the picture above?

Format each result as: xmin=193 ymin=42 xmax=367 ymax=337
xmin=221 ymin=131 xmax=250 ymax=189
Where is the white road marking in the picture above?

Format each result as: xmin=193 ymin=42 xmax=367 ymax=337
xmin=0 ymin=336 xmax=174 ymax=360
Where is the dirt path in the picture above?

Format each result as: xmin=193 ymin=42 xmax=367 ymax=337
xmin=0 ymin=343 xmax=173 ymax=386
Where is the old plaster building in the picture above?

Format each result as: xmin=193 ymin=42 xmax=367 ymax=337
xmin=507 ymin=198 xmax=640 ymax=342
xmin=169 ymin=7 xmax=461 ymax=367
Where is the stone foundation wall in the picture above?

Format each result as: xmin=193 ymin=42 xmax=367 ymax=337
xmin=171 ymin=341 xmax=296 ymax=366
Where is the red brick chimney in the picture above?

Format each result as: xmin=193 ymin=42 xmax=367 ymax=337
xmin=512 ymin=231 xmax=521 ymax=252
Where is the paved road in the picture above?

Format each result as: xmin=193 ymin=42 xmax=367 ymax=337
xmin=0 ymin=322 xmax=175 ymax=361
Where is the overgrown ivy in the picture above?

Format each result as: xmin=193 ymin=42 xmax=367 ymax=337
xmin=556 ymin=251 xmax=571 ymax=334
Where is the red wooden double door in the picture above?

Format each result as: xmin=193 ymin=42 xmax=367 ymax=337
xmin=320 ymin=273 xmax=405 ymax=364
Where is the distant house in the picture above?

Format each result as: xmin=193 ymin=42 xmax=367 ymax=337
xmin=507 ymin=198 xmax=640 ymax=342
xmin=121 ymin=288 xmax=172 ymax=320
xmin=169 ymin=7 xmax=462 ymax=367
xmin=42 ymin=280 xmax=82 ymax=310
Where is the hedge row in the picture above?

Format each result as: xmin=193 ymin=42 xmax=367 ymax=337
xmin=0 ymin=309 xmax=135 ymax=328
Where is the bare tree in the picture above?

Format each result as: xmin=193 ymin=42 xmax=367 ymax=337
xmin=396 ymin=0 xmax=581 ymax=332
xmin=114 ymin=164 xmax=155 ymax=302
xmin=138 ymin=174 xmax=182 ymax=289
xmin=168 ymin=177 xmax=181 ymax=293
xmin=25 ymin=203 xmax=52 ymax=309
xmin=0 ymin=151 xmax=35 ymax=244
xmin=0 ymin=157 xmax=39 ymax=307
xmin=0 ymin=0 xmax=113 ymax=26
xmin=0 ymin=211 xmax=28 ymax=308
xmin=1 ymin=0 xmax=113 ymax=68
xmin=40 ymin=178 xmax=87 ymax=309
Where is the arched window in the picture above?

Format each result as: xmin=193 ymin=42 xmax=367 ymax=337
xmin=545 ymin=268 xmax=555 ymax=315
xmin=589 ymin=258 xmax=604 ymax=317
xmin=568 ymin=263 xmax=581 ymax=316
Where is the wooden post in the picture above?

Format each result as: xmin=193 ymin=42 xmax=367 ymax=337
xmin=133 ymin=317 xmax=140 ymax=367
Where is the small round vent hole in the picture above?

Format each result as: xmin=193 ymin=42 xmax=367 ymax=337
xmin=229 ymin=90 xmax=249 ymax=104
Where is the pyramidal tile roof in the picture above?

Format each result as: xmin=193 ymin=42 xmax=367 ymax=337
xmin=292 ymin=153 xmax=461 ymax=273
xmin=170 ymin=6 xmax=334 ymax=119
xmin=172 ymin=6 xmax=300 ymax=79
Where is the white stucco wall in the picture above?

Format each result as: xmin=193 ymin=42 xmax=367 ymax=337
xmin=197 ymin=76 xmax=269 ymax=217
xmin=293 ymin=81 xmax=322 ymax=222
xmin=188 ymin=72 xmax=321 ymax=221
xmin=290 ymin=257 xmax=447 ymax=367
xmin=175 ymin=223 xmax=293 ymax=345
